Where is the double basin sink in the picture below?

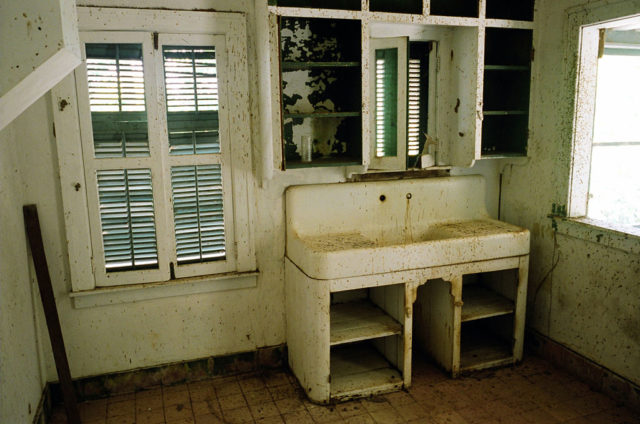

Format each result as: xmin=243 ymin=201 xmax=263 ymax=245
xmin=286 ymin=175 xmax=530 ymax=280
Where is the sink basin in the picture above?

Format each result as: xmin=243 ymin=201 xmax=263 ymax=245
xmin=285 ymin=176 xmax=530 ymax=280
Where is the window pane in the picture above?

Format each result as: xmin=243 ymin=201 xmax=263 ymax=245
xmin=163 ymin=46 xmax=220 ymax=155
xmin=588 ymin=145 xmax=640 ymax=226
xmin=408 ymin=58 xmax=422 ymax=157
xmin=86 ymin=43 xmax=150 ymax=158
xmin=171 ymin=165 xmax=226 ymax=264
xmin=592 ymin=54 xmax=640 ymax=143
xmin=588 ymin=51 xmax=640 ymax=226
xmin=97 ymin=169 xmax=158 ymax=271
xmin=375 ymin=48 xmax=398 ymax=158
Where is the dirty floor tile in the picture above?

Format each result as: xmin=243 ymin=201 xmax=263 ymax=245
xmin=48 ymin=355 xmax=640 ymax=424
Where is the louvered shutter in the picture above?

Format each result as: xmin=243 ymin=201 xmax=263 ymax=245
xmin=375 ymin=48 xmax=399 ymax=158
xmin=86 ymin=43 xmax=150 ymax=158
xmin=97 ymin=169 xmax=158 ymax=271
xmin=171 ymin=165 xmax=225 ymax=264
xmin=163 ymin=46 xmax=220 ymax=155
xmin=161 ymin=45 xmax=229 ymax=268
xmin=370 ymin=37 xmax=407 ymax=170
xmin=84 ymin=42 xmax=161 ymax=275
xmin=407 ymin=58 xmax=421 ymax=157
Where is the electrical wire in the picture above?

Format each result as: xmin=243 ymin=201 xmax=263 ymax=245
xmin=532 ymin=228 xmax=560 ymax=333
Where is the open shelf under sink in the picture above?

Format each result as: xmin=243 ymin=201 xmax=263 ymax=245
xmin=330 ymin=342 xmax=403 ymax=398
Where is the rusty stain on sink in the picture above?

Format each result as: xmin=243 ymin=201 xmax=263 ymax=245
xmin=404 ymin=195 xmax=413 ymax=244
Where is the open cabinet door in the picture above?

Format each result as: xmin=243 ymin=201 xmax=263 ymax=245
xmin=369 ymin=37 xmax=408 ymax=170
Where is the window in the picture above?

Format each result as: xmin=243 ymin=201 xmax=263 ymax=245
xmin=569 ymin=13 xmax=640 ymax=233
xmin=587 ymin=30 xmax=640 ymax=227
xmin=54 ymin=9 xmax=255 ymax=291
xmin=370 ymin=37 xmax=433 ymax=170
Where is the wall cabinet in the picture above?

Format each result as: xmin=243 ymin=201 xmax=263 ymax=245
xmin=486 ymin=0 xmax=535 ymax=21
xmin=268 ymin=0 xmax=360 ymax=10
xmin=482 ymin=28 xmax=533 ymax=157
xmin=430 ymin=0 xmax=479 ymax=18
xmin=370 ymin=0 xmax=422 ymax=14
xmin=267 ymin=2 xmax=535 ymax=170
xmin=279 ymin=17 xmax=362 ymax=167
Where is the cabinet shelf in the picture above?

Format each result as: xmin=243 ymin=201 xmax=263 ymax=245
xmin=486 ymin=0 xmax=534 ymax=21
xmin=462 ymin=285 xmax=514 ymax=322
xmin=330 ymin=343 xmax=403 ymax=398
xmin=483 ymin=110 xmax=528 ymax=116
xmin=268 ymin=0 xmax=361 ymax=11
xmin=460 ymin=330 xmax=513 ymax=371
xmin=283 ymin=111 xmax=361 ymax=119
xmin=430 ymin=0 xmax=479 ymax=18
xmin=281 ymin=61 xmax=360 ymax=70
xmin=330 ymin=300 xmax=402 ymax=346
xmin=484 ymin=65 xmax=530 ymax=71
xmin=481 ymin=152 xmax=529 ymax=159
xmin=286 ymin=157 xmax=361 ymax=168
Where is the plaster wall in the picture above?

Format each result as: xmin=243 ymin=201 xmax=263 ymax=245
xmin=501 ymin=0 xmax=640 ymax=385
xmin=0 ymin=119 xmax=44 ymax=423
xmin=0 ymin=0 xmax=70 ymax=93
xmin=0 ymin=0 xmax=80 ymax=131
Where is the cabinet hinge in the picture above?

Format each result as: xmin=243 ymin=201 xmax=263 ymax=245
xmin=531 ymin=47 xmax=535 ymax=63
xmin=153 ymin=32 xmax=159 ymax=50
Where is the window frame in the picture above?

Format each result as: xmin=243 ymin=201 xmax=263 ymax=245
xmin=53 ymin=8 xmax=255 ymax=292
xmin=566 ymin=3 xmax=640 ymax=235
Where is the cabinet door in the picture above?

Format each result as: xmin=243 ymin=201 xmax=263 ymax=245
xmin=369 ymin=37 xmax=408 ymax=170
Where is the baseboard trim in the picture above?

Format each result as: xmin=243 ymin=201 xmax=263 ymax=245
xmin=526 ymin=329 xmax=640 ymax=412
xmin=47 ymin=344 xmax=286 ymax=404
xmin=32 ymin=384 xmax=53 ymax=424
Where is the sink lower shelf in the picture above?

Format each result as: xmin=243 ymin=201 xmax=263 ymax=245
xmin=460 ymin=328 xmax=513 ymax=371
xmin=330 ymin=300 xmax=402 ymax=346
xmin=462 ymin=285 xmax=514 ymax=322
xmin=330 ymin=343 xmax=402 ymax=398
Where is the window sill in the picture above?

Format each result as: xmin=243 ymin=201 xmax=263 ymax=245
xmin=69 ymin=271 xmax=259 ymax=308
xmin=552 ymin=216 xmax=640 ymax=255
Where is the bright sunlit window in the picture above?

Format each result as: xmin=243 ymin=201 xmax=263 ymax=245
xmin=588 ymin=32 xmax=640 ymax=228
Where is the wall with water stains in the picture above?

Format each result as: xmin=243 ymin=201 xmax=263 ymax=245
xmin=500 ymin=0 xmax=640 ymax=386
xmin=0 ymin=114 xmax=44 ymax=423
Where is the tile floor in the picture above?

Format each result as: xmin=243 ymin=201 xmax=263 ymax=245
xmin=50 ymin=354 xmax=639 ymax=424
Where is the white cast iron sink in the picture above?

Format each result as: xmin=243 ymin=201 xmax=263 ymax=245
xmin=285 ymin=175 xmax=530 ymax=280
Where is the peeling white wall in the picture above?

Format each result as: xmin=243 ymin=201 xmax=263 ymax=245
xmin=0 ymin=118 xmax=44 ymax=424
xmin=1 ymin=1 xmax=504 ymax=410
xmin=501 ymin=0 xmax=640 ymax=385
